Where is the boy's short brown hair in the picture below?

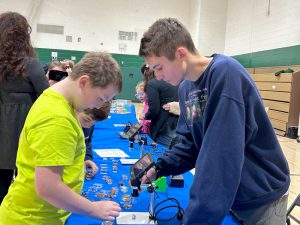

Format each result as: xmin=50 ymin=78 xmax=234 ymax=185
xmin=71 ymin=52 xmax=122 ymax=92
xmin=139 ymin=18 xmax=197 ymax=60
xmin=84 ymin=101 xmax=111 ymax=121
xmin=48 ymin=61 xmax=65 ymax=72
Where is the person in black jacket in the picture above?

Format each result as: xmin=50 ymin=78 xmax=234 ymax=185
xmin=0 ymin=12 xmax=49 ymax=203
xmin=140 ymin=64 xmax=179 ymax=148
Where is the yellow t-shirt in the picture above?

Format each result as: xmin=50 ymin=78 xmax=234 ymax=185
xmin=0 ymin=88 xmax=85 ymax=225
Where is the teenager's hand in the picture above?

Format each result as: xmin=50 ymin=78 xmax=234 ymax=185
xmin=141 ymin=167 xmax=157 ymax=184
xmin=90 ymin=201 xmax=121 ymax=220
xmin=84 ymin=160 xmax=98 ymax=175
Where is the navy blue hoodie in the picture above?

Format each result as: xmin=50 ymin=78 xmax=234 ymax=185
xmin=155 ymin=54 xmax=290 ymax=225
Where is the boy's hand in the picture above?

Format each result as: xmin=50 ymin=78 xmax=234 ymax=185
xmin=84 ymin=160 xmax=98 ymax=175
xmin=141 ymin=167 xmax=157 ymax=184
xmin=91 ymin=201 xmax=121 ymax=220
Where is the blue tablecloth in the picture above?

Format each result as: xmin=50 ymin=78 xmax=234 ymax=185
xmin=66 ymin=106 xmax=239 ymax=225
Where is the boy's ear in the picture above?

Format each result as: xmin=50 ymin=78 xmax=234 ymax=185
xmin=78 ymin=75 xmax=90 ymax=89
xmin=175 ymin=47 xmax=188 ymax=60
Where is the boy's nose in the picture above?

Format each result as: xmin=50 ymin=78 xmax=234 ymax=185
xmin=155 ymin=71 xmax=163 ymax=80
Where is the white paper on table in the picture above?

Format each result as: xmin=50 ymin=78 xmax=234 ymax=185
xmin=93 ymin=149 xmax=129 ymax=158
xmin=113 ymin=124 xmax=125 ymax=127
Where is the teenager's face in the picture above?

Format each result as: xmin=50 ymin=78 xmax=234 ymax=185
xmin=145 ymin=55 xmax=185 ymax=86
xmin=78 ymin=78 xmax=117 ymax=111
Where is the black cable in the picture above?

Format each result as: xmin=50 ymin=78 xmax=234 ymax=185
xmin=154 ymin=205 xmax=184 ymax=221
xmin=150 ymin=197 xmax=184 ymax=222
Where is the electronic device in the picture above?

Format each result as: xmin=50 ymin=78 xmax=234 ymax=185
xmin=124 ymin=121 xmax=132 ymax=132
xmin=130 ymin=153 xmax=154 ymax=187
xmin=118 ymin=122 xmax=142 ymax=139
xmin=48 ymin=70 xmax=68 ymax=81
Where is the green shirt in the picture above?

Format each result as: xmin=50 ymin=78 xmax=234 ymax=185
xmin=0 ymin=88 xmax=85 ymax=225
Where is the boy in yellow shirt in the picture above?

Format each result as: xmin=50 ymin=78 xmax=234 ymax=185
xmin=0 ymin=52 xmax=122 ymax=225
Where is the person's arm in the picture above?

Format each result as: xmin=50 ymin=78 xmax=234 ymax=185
xmin=183 ymin=96 xmax=245 ymax=225
xmin=155 ymin=113 xmax=198 ymax=176
xmin=144 ymin=81 xmax=161 ymax=120
xmin=26 ymin=58 xmax=49 ymax=95
xmin=141 ymin=109 xmax=198 ymax=185
xmin=29 ymin=117 xmax=116 ymax=219
xmin=84 ymin=127 xmax=94 ymax=161
xmin=84 ymin=126 xmax=98 ymax=175
xmin=35 ymin=166 xmax=120 ymax=220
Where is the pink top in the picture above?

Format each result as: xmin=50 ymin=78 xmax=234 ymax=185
xmin=140 ymin=100 xmax=151 ymax=134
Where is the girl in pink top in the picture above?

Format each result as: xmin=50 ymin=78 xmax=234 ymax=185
xmin=135 ymin=82 xmax=151 ymax=134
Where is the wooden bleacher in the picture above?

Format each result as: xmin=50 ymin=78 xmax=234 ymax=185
xmin=248 ymin=66 xmax=300 ymax=136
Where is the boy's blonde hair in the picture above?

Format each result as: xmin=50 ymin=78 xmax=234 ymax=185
xmin=71 ymin=52 xmax=122 ymax=92
xmin=139 ymin=18 xmax=197 ymax=60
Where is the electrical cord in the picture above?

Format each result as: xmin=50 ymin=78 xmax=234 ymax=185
xmin=149 ymin=197 xmax=184 ymax=222
xmin=154 ymin=205 xmax=184 ymax=221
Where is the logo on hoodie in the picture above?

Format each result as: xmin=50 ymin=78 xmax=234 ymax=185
xmin=185 ymin=88 xmax=207 ymax=124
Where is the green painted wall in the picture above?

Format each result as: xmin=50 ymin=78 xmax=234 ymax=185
xmin=36 ymin=45 xmax=299 ymax=101
xmin=35 ymin=48 xmax=145 ymax=101
xmin=232 ymin=45 xmax=300 ymax=68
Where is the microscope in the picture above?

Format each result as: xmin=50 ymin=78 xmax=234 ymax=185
xmin=117 ymin=153 xmax=157 ymax=224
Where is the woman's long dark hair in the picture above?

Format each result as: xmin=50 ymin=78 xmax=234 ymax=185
xmin=141 ymin=63 xmax=155 ymax=92
xmin=0 ymin=12 xmax=36 ymax=83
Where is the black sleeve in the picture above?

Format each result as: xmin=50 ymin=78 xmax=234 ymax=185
xmin=144 ymin=81 xmax=161 ymax=120
xmin=26 ymin=58 xmax=49 ymax=96
xmin=155 ymin=112 xmax=198 ymax=177
xmin=84 ymin=127 xmax=94 ymax=161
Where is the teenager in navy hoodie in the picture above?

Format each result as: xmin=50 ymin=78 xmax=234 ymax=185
xmin=139 ymin=18 xmax=290 ymax=225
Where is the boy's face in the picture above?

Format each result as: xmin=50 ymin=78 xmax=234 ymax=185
xmin=77 ymin=112 xmax=96 ymax=128
xmin=77 ymin=77 xmax=117 ymax=111
xmin=145 ymin=54 xmax=185 ymax=86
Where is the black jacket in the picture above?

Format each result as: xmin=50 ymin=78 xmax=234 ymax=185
xmin=144 ymin=79 xmax=179 ymax=141
xmin=0 ymin=58 xmax=49 ymax=169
